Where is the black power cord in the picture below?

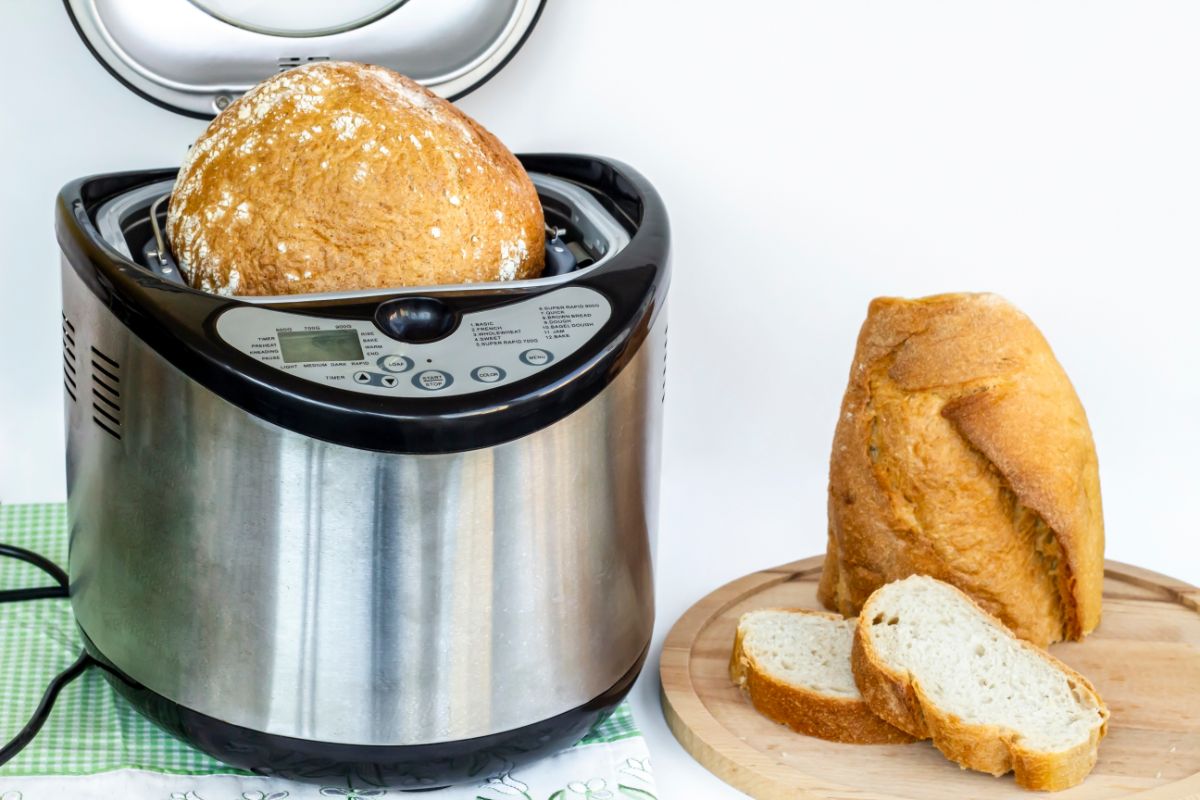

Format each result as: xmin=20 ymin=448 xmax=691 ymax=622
xmin=0 ymin=542 xmax=69 ymax=600
xmin=0 ymin=651 xmax=92 ymax=766
xmin=0 ymin=542 xmax=94 ymax=768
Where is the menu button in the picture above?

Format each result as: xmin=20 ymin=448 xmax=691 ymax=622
xmin=518 ymin=348 xmax=554 ymax=366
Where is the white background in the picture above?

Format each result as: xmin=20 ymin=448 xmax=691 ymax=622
xmin=2 ymin=1 xmax=1199 ymax=796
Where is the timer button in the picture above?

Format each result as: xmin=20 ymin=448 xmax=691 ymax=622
xmin=519 ymin=348 xmax=554 ymax=366
xmin=380 ymin=375 xmax=399 ymax=388
xmin=353 ymin=371 xmax=372 ymax=384
xmin=412 ymin=369 xmax=454 ymax=392
xmin=375 ymin=297 xmax=457 ymax=343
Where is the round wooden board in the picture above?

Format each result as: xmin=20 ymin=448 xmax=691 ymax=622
xmin=660 ymin=557 xmax=1200 ymax=799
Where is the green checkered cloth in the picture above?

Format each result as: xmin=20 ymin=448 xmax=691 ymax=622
xmin=0 ymin=503 xmax=640 ymax=778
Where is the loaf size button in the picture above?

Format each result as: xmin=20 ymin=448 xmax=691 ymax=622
xmin=519 ymin=348 xmax=554 ymax=366
xmin=412 ymin=370 xmax=453 ymax=391
xmin=378 ymin=354 xmax=414 ymax=373
xmin=471 ymin=365 xmax=506 ymax=384
xmin=353 ymin=371 xmax=372 ymax=384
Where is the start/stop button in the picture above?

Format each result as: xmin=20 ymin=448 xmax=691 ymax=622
xmin=412 ymin=369 xmax=454 ymax=391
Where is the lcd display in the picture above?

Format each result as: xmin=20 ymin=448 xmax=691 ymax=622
xmin=277 ymin=329 xmax=364 ymax=363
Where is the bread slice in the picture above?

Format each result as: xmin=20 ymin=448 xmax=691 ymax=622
xmin=730 ymin=609 xmax=914 ymax=744
xmin=852 ymin=576 xmax=1109 ymax=791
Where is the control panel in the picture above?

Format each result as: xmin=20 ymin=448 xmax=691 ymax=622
xmin=214 ymin=286 xmax=612 ymax=398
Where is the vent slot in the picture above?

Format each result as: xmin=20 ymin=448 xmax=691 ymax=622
xmin=90 ymin=345 xmax=121 ymax=440
xmin=62 ymin=313 xmax=77 ymax=402
xmin=91 ymin=415 xmax=121 ymax=441
xmin=92 ymin=402 xmax=120 ymax=427
xmin=92 ymin=390 xmax=118 ymax=412
xmin=278 ymin=55 xmax=330 ymax=72
xmin=93 ymin=375 xmax=120 ymax=399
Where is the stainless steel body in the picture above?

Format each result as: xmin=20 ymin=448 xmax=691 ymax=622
xmin=62 ymin=258 xmax=664 ymax=746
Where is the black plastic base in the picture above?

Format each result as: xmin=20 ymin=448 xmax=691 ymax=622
xmin=81 ymin=630 xmax=647 ymax=790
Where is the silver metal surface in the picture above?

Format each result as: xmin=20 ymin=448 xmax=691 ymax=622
xmin=63 ymin=259 xmax=663 ymax=746
xmin=188 ymin=0 xmax=407 ymax=38
xmin=147 ymin=193 xmax=170 ymax=266
xmin=68 ymin=0 xmax=543 ymax=115
xmin=92 ymin=173 xmax=630 ymax=302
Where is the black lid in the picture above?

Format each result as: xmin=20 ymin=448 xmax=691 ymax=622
xmin=56 ymin=155 xmax=670 ymax=454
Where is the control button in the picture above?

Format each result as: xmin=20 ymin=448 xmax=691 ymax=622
xmin=519 ymin=348 xmax=554 ymax=366
xmin=378 ymin=354 xmax=415 ymax=373
xmin=471 ymin=365 xmax=507 ymax=384
xmin=380 ymin=375 xmax=399 ymax=388
xmin=375 ymin=297 xmax=457 ymax=343
xmin=412 ymin=369 xmax=454 ymax=391
xmin=353 ymin=371 xmax=372 ymax=384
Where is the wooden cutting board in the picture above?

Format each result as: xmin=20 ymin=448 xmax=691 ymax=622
xmin=660 ymin=557 xmax=1200 ymax=799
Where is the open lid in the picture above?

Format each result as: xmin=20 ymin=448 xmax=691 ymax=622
xmin=64 ymin=0 xmax=546 ymax=118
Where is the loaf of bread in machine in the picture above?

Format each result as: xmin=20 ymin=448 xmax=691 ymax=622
xmin=167 ymin=61 xmax=545 ymax=296
xmin=819 ymin=293 xmax=1104 ymax=647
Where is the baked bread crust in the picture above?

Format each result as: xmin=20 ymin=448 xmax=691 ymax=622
xmin=819 ymin=293 xmax=1104 ymax=646
xmin=167 ymin=61 xmax=544 ymax=296
xmin=851 ymin=581 xmax=1109 ymax=791
xmin=729 ymin=609 xmax=914 ymax=745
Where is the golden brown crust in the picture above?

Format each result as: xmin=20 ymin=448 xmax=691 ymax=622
xmin=852 ymin=582 xmax=1109 ymax=791
xmin=820 ymin=292 xmax=1104 ymax=646
xmin=166 ymin=61 xmax=544 ymax=296
xmin=730 ymin=609 xmax=914 ymax=745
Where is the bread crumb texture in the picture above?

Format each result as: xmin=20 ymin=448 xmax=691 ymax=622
xmin=819 ymin=293 xmax=1104 ymax=647
xmin=730 ymin=608 xmax=915 ymax=744
xmin=854 ymin=576 xmax=1109 ymax=790
xmin=736 ymin=609 xmax=860 ymax=698
xmin=167 ymin=61 xmax=544 ymax=296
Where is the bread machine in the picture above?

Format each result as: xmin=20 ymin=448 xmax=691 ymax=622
xmin=50 ymin=0 xmax=670 ymax=788
xmin=57 ymin=156 xmax=668 ymax=786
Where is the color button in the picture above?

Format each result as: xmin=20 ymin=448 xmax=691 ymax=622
xmin=519 ymin=348 xmax=554 ymax=366
xmin=412 ymin=370 xmax=454 ymax=391
xmin=471 ymin=365 xmax=506 ymax=384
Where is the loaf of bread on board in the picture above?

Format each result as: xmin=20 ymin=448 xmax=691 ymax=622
xmin=167 ymin=61 xmax=544 ymax=296
xmin=819 ymin=293 xmax=1104 ymax=647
